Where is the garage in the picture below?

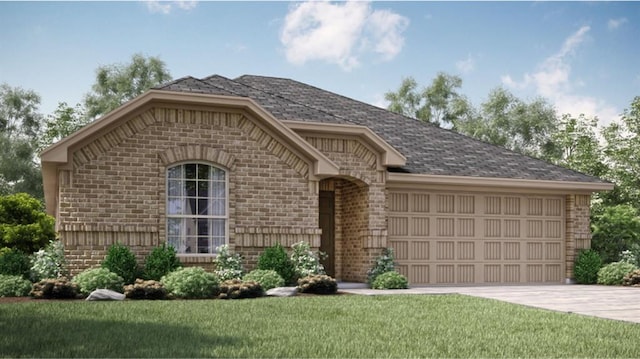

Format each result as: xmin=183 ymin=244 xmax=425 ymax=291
xmin=388 ymin=190 xmax=565 ymax=285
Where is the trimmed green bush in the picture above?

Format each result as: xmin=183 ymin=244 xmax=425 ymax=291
xmin=73 ymin=268 xmax=125 ymax=295
xmin=102 ymin=243 xmax=140 ymax=284
xmin=297 ymin=274 xmax=337 ymax=295
xmin=213 ymin=245 xmax=244 ymax=281
xmin=291 ymin=241 xmax=325 ymax=278
xmin=0 ymin=248 xmax=31 ymax=279
xmin=371 ymin=271 xmax=409 ymax=289
xmin=574 ymin=249 xmax=602 ymax=284
xmin=597 ymin=262 xmax=637 ymax=285
xmin=30 ymin=240 xmax=68 ymax=281
xmin=367 ymin=247 xmax=396 ymax=286
xmin=0 ymin=274 xmax=32 ymax=297
xmin=0 ymin=193 xmax=56 ymax=253
xmin=124 ymin=279 xmax=167 ymax=300
xmin=30 ymin=277 xmax=79 ymax=299
xmin=218 ymin=279 xmax=262 ymax=299
xmin=257 ymin=243 xmax=296 ymax=285
xmin=243 ymin=269 xmax=284 ymax=291
xmin=143 ymin=244 xmax=181 ymax=281
xmin=161 ymin=267 xmax=219 ymax=299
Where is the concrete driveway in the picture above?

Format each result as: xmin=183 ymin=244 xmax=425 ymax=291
xmin=338 ymin=284 xmax=640 ymax=324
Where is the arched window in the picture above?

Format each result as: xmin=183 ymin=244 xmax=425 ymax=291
xmin=166 ymin=163 xmax=227 ymax=255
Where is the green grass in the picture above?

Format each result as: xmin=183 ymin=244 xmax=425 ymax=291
xmin=1 ymin=294 xmax=639 ymax=358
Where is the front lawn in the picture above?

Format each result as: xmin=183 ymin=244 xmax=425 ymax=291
xmin=1 ymin=294 xmax=638 ymax=358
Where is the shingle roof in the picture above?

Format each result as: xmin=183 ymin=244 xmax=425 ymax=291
xmin=155 ymin=75 xmax=606 ymax=184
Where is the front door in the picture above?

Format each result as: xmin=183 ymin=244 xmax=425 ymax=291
xmin=319 ymin=191 xmax=335 ymax=277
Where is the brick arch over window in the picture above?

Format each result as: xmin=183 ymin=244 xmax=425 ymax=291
xmin=158 ymin=145 xmax=236 ymax=169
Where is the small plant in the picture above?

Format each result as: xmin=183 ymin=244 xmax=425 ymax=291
xmin=597 ymin=261 xmax=637 ymax=285
xmin=143 ymin=244 xmax=182 ymax=280
xmin=102 ymin=243 xmax=140 ymax=284
xmin=0 ymin=193 xmax=56 ymax=253
xmin=623 ymin=269 xmax=640 ymax=286
xmin=30 ymin=277 xmax=79 ymax=299
xmin=243 ymin=269 xmax=284 ymax=291
xmin=72 ymin=268 xmax=125 ymax=295
xmin=371 ymin=271 xmax=409 ymax=289
xmin=574 ymin=249 xmax=602 ymax=284
xmin=0 ymin=248 xmax=31 ymax=279
xmin=257 ymin=243 xmax=296 ymax=285
xmin=297 ymin=274 xmax=337 ymax=295
xmin=124 ymin=279 xmax=167 ymax=300
xmin=213 ymin=245 xmax=244 ymax=281
xmin=367 ymin=247 xmax=396 ymax=286
xmin=290 ymin=241 xmax=325 ymax=278
xmin=218 ymin=279 xmax=263 ymax=299
xmin=0 ymin=274 xmax=32 ymax=297
xmin=30 ymin=240 xmax=68 ymax=282
xmin=620 ymin=250 xmax=638 ymax=266
xmin=161 ymin=267 xmax=219 ymax=299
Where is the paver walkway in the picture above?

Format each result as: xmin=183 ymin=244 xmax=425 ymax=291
xmin=338 ymin=283 xmax=640 ymax=324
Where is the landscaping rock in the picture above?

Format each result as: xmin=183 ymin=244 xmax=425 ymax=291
xmin=86 ymin=289 xmax=125 ymax=301
xmin=265 ymin=287 xmax=297 ymax=297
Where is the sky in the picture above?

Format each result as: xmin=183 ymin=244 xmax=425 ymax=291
xmin=1 ymin=1 xmax=639 ymax=128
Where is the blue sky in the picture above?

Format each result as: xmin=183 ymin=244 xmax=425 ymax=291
xmin=1 ymin=1 xmax=638 ymax=127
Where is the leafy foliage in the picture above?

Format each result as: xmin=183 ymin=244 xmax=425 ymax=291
xmin=0 ymin=248 xmax=31 ymax=278
xmin=257 ymin=243 xmax=296 ymax=285
xmin=161 ymin=267 xmax=219 ymax=299
xmin=371 ymin=271 xmax=409 ymax=289
xmin=596 ymin=261 xmax=637 ymax=285
xmin=143 ymin=244 xmax=181 ymax=280
xmin=30 ymin=277 xmax=79 ymax=299
xmin=124 ymin=279 xmax=167 ymax=300
xmin=218 ymin=279 xmax=263 ymax=299
xmin=243 ymin=269 xmax=284 ymax=291
xmin=29 ymin=240 xmax=67 ymax=281
xmin=39 ymin=102 xmax=88 ymax=151
xmin=573 ymin=249 xmax=602 ymax=284
xmin=297 ymin=274 xmax=337 ymax=295
xmin=0 ymin=274 xmax=32 ymax=297
xmin=72 ymin=268 xmax=125 ymax=295
xmin=290 ymin=241 xmax=325 ymax=278
xmin=0 ymin=193 xmax=55 ymax=253
xmin=367 ymin=247 xmax=396 ymax=286
xmin=590 ymin=204 xmax=640 ymax=263
xmin=212 ymin=244 xmax=244 ymax=281
xmin=102 ymin=243 xmax=140 ymax=284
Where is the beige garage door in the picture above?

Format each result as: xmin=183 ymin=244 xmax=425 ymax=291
xmin=388 ymin=191 xmax=565 ymax=285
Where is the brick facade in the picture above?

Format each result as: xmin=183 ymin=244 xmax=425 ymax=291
xmin=565 ymin=194 xmax=592 ymax=281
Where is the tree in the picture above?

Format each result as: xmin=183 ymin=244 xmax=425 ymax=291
xmin=38 ymin=102 xmax=88 ymax=151
xmin=0 ymin=84 xmax=42 ymax=138
xmin=83 ymin=53 xmax=172 ymax=120
xmin=385 ymin=73 xmax=472 ymax=127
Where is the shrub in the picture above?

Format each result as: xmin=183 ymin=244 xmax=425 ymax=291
xmin=243 ymin=269 xmax=284 ymax=291
xmin=620 ymin=249 xmax=639 ymax=267
xmin=297 ymin=274 xmax=337 ymax=295
xmin=72 ymin=268 xmax=124 ymax=295
xmin=597 ymin=261 xmax=637 ymax=285
xmin=623 ymin=269 xmax=640 ymax=286
xmin=574 ymin=249 xmax=602 ymax=284
xmin=591 ymin=204 xmax=640 ymax=263
xmin=143 ymin=244 xmax=181 ymax=280
xmin=371 ymin=271 xmax=409 ymax=289
xmin=30 ymin=277 xmax=79 ymax=299
xmin=102 ymin=243 xmax=140 ymax=284
xmin=124 ymin=279 xmax=167 ymax=300
xmin=161 ymin=267 xmax=219 ymax=299
xmin=218 ymin=279 xmax=262 ymax=299
xmin=291 ymin=241 xmax=325 ymax=278
xmin=0 ymin=274 xmax=32 ymax=297
xmin=213 ymin=245 xmax=244 ymax=281
xmin=367 ymin=247 xmax=396 ymax=286
xmin=0 ymin=193 xmax=56 ymax=253
xmin=30 ymin=240 xmax=68 ymax=281
xmin=0 ymin=248 xmax=31 ymax=279
xmin=257 ymin=243 xmax=296 ymax=285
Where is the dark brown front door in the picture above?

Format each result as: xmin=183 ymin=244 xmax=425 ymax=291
xmin=319 ymin=191 xmax=335 ymax=277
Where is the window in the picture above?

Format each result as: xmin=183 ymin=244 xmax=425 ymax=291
xmin=166 ymin=163 xmax=227 ymax=255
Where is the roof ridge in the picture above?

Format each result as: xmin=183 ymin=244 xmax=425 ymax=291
xmin=153 ymin=76 xmax=200 ymax=89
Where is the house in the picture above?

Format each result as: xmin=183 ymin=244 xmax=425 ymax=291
xmin=40 ymin=75 xmax=613 ymax=285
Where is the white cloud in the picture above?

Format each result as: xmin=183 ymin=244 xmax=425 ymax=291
xmin=280 ymin=1 xmax=409 ymax=71
xmin=501 ymin=26 xmax=620 ymax=127
xmin=146 ymin=1 xmax=197 ymax=14
xmin=456 ymin=54 xmax=476 ymax=74
xmin=608 ymin=17 xmax=628 ymax=30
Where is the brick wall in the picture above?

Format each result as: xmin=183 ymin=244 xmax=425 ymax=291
xmin=565 ymin=194 xmax=592 ymax=280
xmin=58 ymin=107 xmax=318 ymax=274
